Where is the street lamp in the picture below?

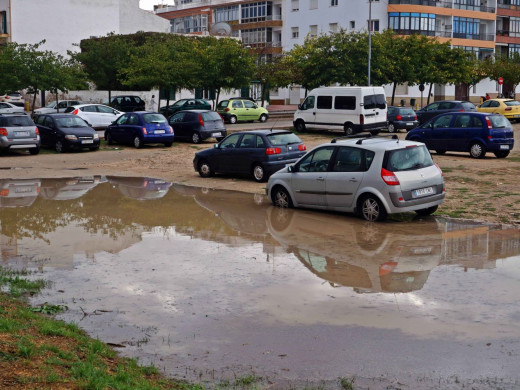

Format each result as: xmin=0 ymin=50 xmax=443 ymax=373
xmin=368 ymin=0 xmax=372 ymax=86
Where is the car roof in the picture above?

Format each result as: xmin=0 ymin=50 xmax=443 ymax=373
xmin=232 ymin=129 xmax=294 ymax=136
xmin=36 ymin=113 xmax=76 ymax=118
xmin=176 ymin=109 xmax=216 ymax=114
xmin=322 ymin=134 xmax=424 ymax=151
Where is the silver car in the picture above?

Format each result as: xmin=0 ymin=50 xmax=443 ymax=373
xmin=266 ymin=135 xmax=445 ymax=221
xmin=0 ymin=114 xmax=40 ymax=155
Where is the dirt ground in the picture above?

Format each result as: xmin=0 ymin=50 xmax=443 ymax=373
xmin=1 ymin=125 xmax=519 ymax=225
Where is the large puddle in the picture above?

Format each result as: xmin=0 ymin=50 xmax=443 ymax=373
xmin=1 ymin=177 xmax=520 ymax=389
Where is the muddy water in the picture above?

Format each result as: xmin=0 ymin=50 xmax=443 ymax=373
xmin=1 ymin=177 xmax=520 ymax=389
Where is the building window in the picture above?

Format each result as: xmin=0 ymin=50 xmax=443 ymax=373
xmin=170 ymin=14 xmax=208 ymax=33
xmin=214 ymin=6 xmax=239 ymax=23
xmin=242 ymin=2 xmax=272 ymax=23
xmin=329 ymin=23 xmax=338 ymax=33
xmin=291 ymin=0 xmax=299 ymax=11
xmin=453 ymin=17 xmax=480 ymax=40
xmin=310 ymin=0 xmax=318 ymax=10
xmin=292 ymin=27 xmax=299 ymax=38
xmin=369 ymin=20 xmax=379 ymax=32
xmin=509 ymin=43 xmax=520 ymax=56
xmin=454 ymin=0 xmax=480 ymax=11
xmin=309 ymin=25 xmax=318 ymax=37
xmin=330 ymin=0 xmax=338 ymax=6
xmin=0 ymin=11 xmax=6 ymax=34
xmin=350 ymin=20 xmax=355 ymax=29
xmin=510 ymin=17 xmax=520 ymax=38
xmin=241 ymin=27 xmax=272 ymax=45
xmin=388 ymin=12 xmax=435 ymax=36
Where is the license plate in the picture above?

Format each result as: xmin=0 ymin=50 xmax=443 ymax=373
xmin=211 ymin=132 xmax=221 ymax=137
xmin=514 ymin=115 xmax=520 ymax=118
xmin=406 ymin=122 xmax=413 ymax=126
xmin=81 ymin=140 xmax=94 ymax=144
xmin=155 ymin=130 xmax=165 ymax=134
xmin=15 ymin=187 xmax=33 ymax=193
xmin=500 ymin=145 xmax=509 ymax=150
xmin=15 ymin=131 xmax=30 ymax=137
xmin=412 ymin=186 xmax=434 ymax=198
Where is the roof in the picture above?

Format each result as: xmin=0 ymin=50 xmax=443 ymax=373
xmin=236 ymin=129 xmax=294 ymax=135
xmin=324 ymin=134 xmax=423 ymax=151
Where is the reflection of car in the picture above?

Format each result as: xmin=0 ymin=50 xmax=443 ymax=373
xmin=0 ymin=92 xmax=24 ymax=107
xmin=33 ymin=100 xmax=82 ymax=115
xmin=0 ymin=102 xmax=25 ymax=114
xmin=168 ymin=110 xmax=226 ymax=144
xmin=193 ymin=129 xmax=307 ymax=182
xmin=216 ymin=98 xmax=269 ymax=124
xmin=416 ymin=100 xmax=476 ymax=124
xmin=0 ymin=114 xmax=41 ymax=155
xmin=0 ymin=179 xmax=41 ymax=207
xmin=406 ymin=112 xmax=514 ymax=159
xmin=107 ymin=176 xmax=172 ymax=200
xmin=267 ymin=134 xmax=445 ymax=221
xmin=105 ymin=112 xmax=174 ymax=148
xmin=40 ymin=177 xmax=101 ymax=200
xmin=477 ymin=98 xmax=520 ymax=121
xmin=107 ymin=95 xmax=145 ymax=112
xmin=33 ymin=113 xmax=100 ymax=153
xmin=160 ymin=99 xmax=211 ymax=117
xmin=387 ymin=106 xmax=418 ymax=133
xmin=64 ymin=104 xmax=123 ymax=129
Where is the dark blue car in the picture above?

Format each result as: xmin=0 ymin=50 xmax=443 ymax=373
xmin=406 ymin=112 xmax=514 ymax=159
xmin=193 ymin=129 xmax=307 ymax=182
xmin=105 ymin=112 xmax=174 ymax=148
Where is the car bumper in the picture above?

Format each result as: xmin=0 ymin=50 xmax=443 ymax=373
xmin=486 ymin=139 xmax=514 ymax=152
xmin=387 ymin=184 xmax=445 ymax=212
xmin=0 ymin=137 xmax=40 ymax=150
xmin=64 ymin=139 xmax=101 ymax=149
xmin=393 ymin=120 xmax=419 ymax=130
xmin=142 ymin=135 xmax=175 ymax=144
xmin=200 ymin=129 xmax=227 ymax=140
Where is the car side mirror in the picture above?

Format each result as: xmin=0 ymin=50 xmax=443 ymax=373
xmin=213 ymin=143 xmax=220 ymax=149
xmin=288 ymin=164 xmax=297 ymax=173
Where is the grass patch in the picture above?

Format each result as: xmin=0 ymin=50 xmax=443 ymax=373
xmin=339 ymin=376 xmax=355 ymax=390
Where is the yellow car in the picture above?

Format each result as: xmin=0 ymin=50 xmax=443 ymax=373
xmin=477 ymin=98 xmax=520 ymax=121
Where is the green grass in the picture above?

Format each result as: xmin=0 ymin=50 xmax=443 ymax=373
xmin=339 ymin=376 xmax=355 ymax=390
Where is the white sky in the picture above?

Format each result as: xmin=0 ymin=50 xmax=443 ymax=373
xmin=139 ymin=0 xmax=175 ymax=10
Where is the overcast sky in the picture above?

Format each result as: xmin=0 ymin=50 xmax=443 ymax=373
xmin=139 ymin=0 xmax=175 ymax=10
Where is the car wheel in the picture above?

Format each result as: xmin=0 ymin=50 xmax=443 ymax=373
xmin=252 ymin=164 xmax=266 ymax=182
xmin=105 ymin=132 xmax=114 ymax=145
xmin=191 ymin=132 xmax=201 ymax=144
xmin=198 ymin=160 xmax=214 ymax=178
xmin=29 ymin=147 xmax=40 ymax=155
xmin=436 ymin=150 xmax=446 ymax=155
xmin=295 ymin=120 xmax=306 ymax=133
xmin=359 ymin=195 xmax=387 ymax=222
xmin=259 ymin=114 xmax=268 ymax=123
xmin=229 ymin=115 xmax=237 ymax=124
xmin=272 ymin=186 xmax=293 ymax=208
xmin=89 ymin=146 xmax=99 ymax=151
xmin=469 ymin=142 xmax=486 ymax=159
xmin=415 ymin=205 xmax=438 ymax=217
xmin=55 ymin=140 xmax=65 ymax=153
xmin=494 ymin=150 xmax=510 ymax=158
xmin=344 ymin=123 xmax=355 ymax=136
xmin=133 ymin=136 xmax=143 ymax=149
xmin=388 ymin=123 xmax=396 ymax=133
xmin=164 ymin=142 xmax=173 ymax=147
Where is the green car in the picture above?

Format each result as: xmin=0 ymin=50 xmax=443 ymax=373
xmin=216 ymin=98 xmax=269 ymax=124
xmin=160 ymin=99 xmax=211 ymax=117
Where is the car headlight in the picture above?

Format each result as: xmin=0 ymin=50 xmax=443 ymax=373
xmin=93 ymin=133 xmax=99 ymax=140
xmin=64 ymin=135 xmax=78 ymax=140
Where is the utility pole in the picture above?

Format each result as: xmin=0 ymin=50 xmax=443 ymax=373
xmin=368 ymin=0 xmax=372 ymax=86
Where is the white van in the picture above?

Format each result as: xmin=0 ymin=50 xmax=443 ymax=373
xmin=293 ymin=86 xmax=388 ymax=135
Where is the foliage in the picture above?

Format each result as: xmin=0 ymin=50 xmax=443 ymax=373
xmin=481 ymin=53 xmax=520 ymax=92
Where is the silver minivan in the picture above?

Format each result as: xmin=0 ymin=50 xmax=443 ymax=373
xmin=266 ymin=135 xmax=445 ymax=221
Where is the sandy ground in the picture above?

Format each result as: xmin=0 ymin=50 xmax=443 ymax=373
xmin=1 ymin=122 xmax=519 ymax=224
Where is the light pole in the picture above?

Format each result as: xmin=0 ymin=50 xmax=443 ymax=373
xmin=368 ymin=0 xmax=372 ymax=86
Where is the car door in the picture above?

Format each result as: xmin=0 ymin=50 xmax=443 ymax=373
xmin=235 ymin=133 xmax=263 ymax=174
xmin=56 ymin=101 xmax=69 ymax=113
xmin=79 ymin=105 xmax=99 ymax=127
xmin=290 ymin=146 xmax=335 ymax=207
xmin=297 ymin=95 xmax=316 ymax=125
xmin=314 ymin=95 xmax=333 ymax=125
xmin=42 ymin=116 xmax=58 ymax=146
xmin=168 ymin=112 xmax=187 ymax=139
xmin=326 ymin=147 xmax=367 ymax=209
xmin=96 ymin=105 xmax=120 ymax=128
xmin=230 ymin=100 xmax=245 ymax=121
xmin=212 ymin=133 xmax=242 ymax=172
xmin=0 ymin=103 xmax=14 ymax=113
xmin=109 ymin=113 xmax=130 ymax=142
xmin=417 ymin=102 xmax=440 ymax=123
xmin=429 ymin=114 xmax=454 ymax=150
xmin=121 ymin=113 xmax=141 ymax=142
xmin=243 ymin=100 xmax=259 ymax=121
xmin=451 ymin=114 xmax=482 ymax=152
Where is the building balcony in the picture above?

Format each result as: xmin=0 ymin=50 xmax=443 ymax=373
xmin=453 ymin=32 xmax=495 ymax=41
xmin=498 ymin=1 xmax=520 ymax=12
xmin=393 ymin=28 xmax=452 ymax=38
xmin=388 ymin=0 xmax=495 ymax=13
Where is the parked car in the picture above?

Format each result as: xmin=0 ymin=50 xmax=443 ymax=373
xmin=266 ymin=134 xmax=445 ymax=222
xmin=0 ymin=102 xmax=25 ymax=114
xmin=33 ymin=100 xmax=82 ymax=115
xmin=477 ymin=98 xmax=520 ymax=121
xmin=193 ymin=129 xmax=307 ymax=182
xmin=64 ymin=104 xmax=123 ymax=129
xmin=406 ymin=112 xmax=514 ymax=159
xmin=416 ymin=100 xmax=476 ymax=124
xmin=216 ymin=98 xmax=269 ymax=124
xmin=0 ymin=113 xmax=40 ymax=155
xmin=160 ymin=99 xmax=211 ymax=117
xmin=0 ymin=92 xmax=24 ymax=107
xmin=387 ymin=106 xmax=418 ymax=132
xmin=107 ymin=95 xmax=145 ymax=112
xmin=105 ymin=112 xmax=174 ymax=148
xmin=0 ymin=179 xmax=41 ymax=208
xmin=168 ymin=110 xmax=226 ymax=144
xmin=33 ymin=113 xmax=100 ymax=153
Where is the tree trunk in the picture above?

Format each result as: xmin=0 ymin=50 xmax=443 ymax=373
xmin=391 ymin=82 xmax=397 ymax=106
xmin=55 ymin=92 xmax=59 ymax=112
xmin=31 ymin=91 xmax=38 ymax=116
xmin=427 ymin=83 xmax=433 ymax=105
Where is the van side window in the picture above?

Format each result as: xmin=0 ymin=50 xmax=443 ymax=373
xmin=364 ymin=94 xmax=386 ymax=110
xmin=335 ymin=96 xmax=356 ymax=110
xmin=300 ymin=96 xmax=315 ymax=110
xmin=317 ymin=96 xmax=332 ymax=109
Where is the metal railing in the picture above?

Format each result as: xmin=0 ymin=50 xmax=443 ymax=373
xmin=389 ymin=0 xmax=495 ymax=12
xmin=392 ymin=29 xmax=452 ymax=38
xmin=453 ymin=32 xmax=495 ymax=41
xmin=498 ymin=1 xmax=520 ymax=11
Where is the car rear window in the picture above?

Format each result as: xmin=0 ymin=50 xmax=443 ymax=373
xmin=267 ymin=132 xmax=302 ymax=146
xmin=385 ymin=145 xmax=433 ymax=172
xmin=2 ymin=116 xmax=34 ymax=126
xmin=398 ymin=108 xmax=415 ymax=115
xmin=461 ymin=102 xmax=475 ymax=110
xmin=488 ymin=115 xmax=511 ymax=128
xmin=143 ymin=113 xmax=167 ymax=124
xmin=504 ymin=100 xmax=520 ymax=106
xmin=201 ymin=111 xmax=222 ymax=121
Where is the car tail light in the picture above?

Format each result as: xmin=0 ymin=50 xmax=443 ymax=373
xmin=0 ymin=128 xmax=7 ymax=136
xmin=142 ymin=127 xmax=148 ymax=135
xmin=0 ymin=189 xmax=9 ymax=196
xmin=4 ymin=96 xmax=9 ymax=100
xmin=359 ymin=114 xmax=364 ymax=125
xmin=505 ymin=107 xmax=512 ymax=111
xmin=458 ymin=109 xmax=464 ymax=112
xmin=198 ymin=113 xmax=204 ymax=127
xmin=396 ymin=115 xmax=402 ymax=121
xmin=34 ymin=127 xmax=39 ymax=135
xmin=266 ymin=147 xmax=281 ymax=155
xmin=72 ymin=109 xmax=79 ymax=115
xmin=168 ymin=126 xmax=173 ymax=134
xmin=414 ymin=115 xmax=417 ymax=120
xmin=485 ymin=116 xmax=492 ymax=129
xmin=298 ymin=144 xmax=306 ymax=151
xmin=381 ymin=168 xmax=400 ymax=185
xmin=225 ymin=108 xmax=230 ymax=112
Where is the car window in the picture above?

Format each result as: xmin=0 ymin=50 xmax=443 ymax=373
xmin=232 ymin=100 xmax=243 ymax=108
xmin=317 ymin=96 xmax=332 ymax=109
xmin=134 ymin=97 xmax=142 ymax=104
xmin=64 ymin=107 xmax=75 ymax=113
xmin=201 ymin=111 xmax=221 ymax=121
xmin=490 ymin=101 xmax=500 ymax=108
xmin=4 ymin=116 xmax=34 ymax=126
xmin=116 ymin=114 xmax=129 ymax=125
xmin=239 ymin=134 xmax=256 ymax=148
xmin=300 ymin=96 xmax=315 ymax=110
xmin=386 ymin=145 xmax=433 ymax=172
xmin=184 ymin=112 xmax=197 ymax=121
xmin=256 ymin=136 xmax=266 ymax=147
xmin=504 ymin=100 xmax=520 ymax=106
xmin=363 ymin=94 xmax=386 ymax=110
xmin=453 ymin=114 xmax=473 ymax=128
xmin=97 ymin=105 xmax=115 ymax=113
xmin=488 ymin=115 xmax=511 ymax=128
xmin=298 ymin=146 xmax=334 ymax=172
xmin=143 ymin=113 xmax=166 ymax=124
xmin=82 ymin=105 xmax=97 ymax=113
xmin=438 ymin=102 xmax=452 ymax=110
xmin=399 ymin=108 xmax=415 ymax=115
xmin=388 ymin=107 xmax=396 ymax=115
xmin=33 ymin=116 xmax=45 ymax=125
xmin=169 ymin=113 xmax=185 ymax=123
xmin=0 ymin=103 xmax=8 ymax=108
xmin=432 ymin=115 xmax=453 ymax=128
xmin=243 ymin=100 xmax=256 ymax=109
xmin=187 ymin=100 xmax=196 ymax=106
xmin=220 ymin=133 xmax=241 ymax=149
xmin=267 ymin=132 xmax=302 ymax=146
xmin=332 ymin=147 xmax=363 ymax=172
xmin=480 ymin=100 xmax=492 ymax=108
xmin=425 ymin=102 xmax=439 ymax=111
xmin=57 ymin=101 xmax=68 ymax=109
xmin=44 ymin=116 xmax=54 ymax=127
xmin=217 ymin=100 xmax=229 ymax=109
xmin=461 ymin=102 xmax=475 ymax=110
xmin=334 ymin=96 xmax=356 ymax=110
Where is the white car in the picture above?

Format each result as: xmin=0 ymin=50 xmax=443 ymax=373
xmin=0 ymin=102 xmax=25 ymax=114
xmin=64 ymin=104 xmax=123 ymax=129
xmin=33 ymin=100 xmax=82 ymax=115
xmin=266 ymin=134 xmax=445 ymax=222
xmin=0 ymin=92 xmax=24 ymax=107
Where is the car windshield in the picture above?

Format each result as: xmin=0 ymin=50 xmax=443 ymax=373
xmin=55 ymin=117 xmax=89 ymax=128
xmin=143 ymin=113 xmax=167 ymax=124
xmin=172 ymin=101 xmax=185 ymax=107
xmin=385 ymin=145 xmax=434 ymax=172
xmin=267 ymin=132 xmax=302 ymax=146
xmin=4 ymin=116 xmax=34 ymax=126
xmin=201 ymin=111 xmax=222 ymax=121
xmin=504 ymin=100 xmax=520 ymax=106
xmin=488 ymin=115 xmax=511 ymax=128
